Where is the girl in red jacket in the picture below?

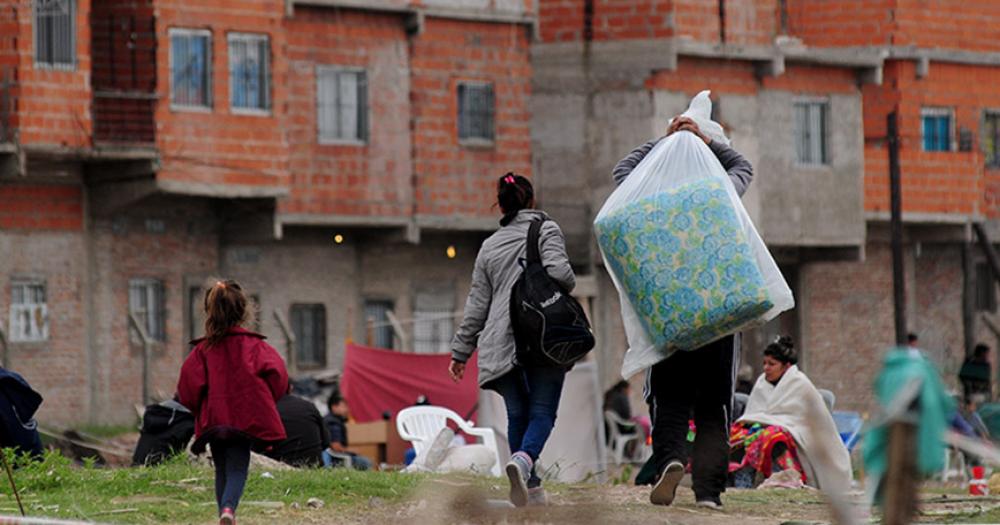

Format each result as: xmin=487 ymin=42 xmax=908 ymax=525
xmin=177 ymin=280 xmax=288 ymax=525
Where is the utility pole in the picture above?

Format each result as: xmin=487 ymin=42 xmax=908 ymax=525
xmin=888 ymin=111 xmax=907 ymax=345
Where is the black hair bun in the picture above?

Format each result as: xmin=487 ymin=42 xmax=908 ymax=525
xmin=765 ymin=335 xmax=797 ymax=365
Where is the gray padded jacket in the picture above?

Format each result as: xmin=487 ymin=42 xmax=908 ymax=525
xmin=451 ymin=210 xmax=576 ymax=386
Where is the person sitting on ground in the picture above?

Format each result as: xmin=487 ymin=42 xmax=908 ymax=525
xmin=266 ymin=387 xmax=330 ymax=468
xmin=959 ymin=344 xmax=992 ymax=402
xmin=322 ymin=391 xmax=372 ymax=470
xmin=729 ymin=337 xmax=852 ymax=493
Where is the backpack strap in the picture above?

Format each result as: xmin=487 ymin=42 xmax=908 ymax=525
xmin=526 ymin=218 xmax=545 ymax=264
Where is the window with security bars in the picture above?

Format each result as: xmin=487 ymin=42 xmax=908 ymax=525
xmin=34 ymin=0 xmax=76 ymax=68
xmin=363 ymin=300 xmax=394 ymax=350
xmin=317 ymin=67 xmax=368 ymax=143
xmin=984 ymin=112 xmax=1000 ymax=168
xmin=170 ymin=29 xmax=211 ymax=108
xmin=291 ymin=304 xmax=326 ymax=367
xmin=229 ymin=33 xmax=270 ymax=111
xmin=413 ymin=291 xmax=454 ymax=354
xmin=794 ymin=101 xmax=829 ymax=165
xmin=922 ymin=108 xmax=953 ymax=152
xmin=977 ymin=263 xmax=998 ymax=313
xmin=129 ymin=279 xmax=166 ymax=342
xmin=9 ymin=281 xmax=48 ymax=343
xmin=457 ymin=82 xmax=495 ymax=142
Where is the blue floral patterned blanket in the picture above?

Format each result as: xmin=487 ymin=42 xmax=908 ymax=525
xmin=595 ymin=178 xmax=772 ymax=351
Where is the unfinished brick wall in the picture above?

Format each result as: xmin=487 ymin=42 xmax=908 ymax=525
xmin=13 ymin=0 xmax=92 ymax=148
xmin=647 ymin=58 xmax=857 ymax=98
xmin=0 ymin=185 xmax=83 ymax=230
xmin=784 ymin=0 xmax=895 ymax=47
xmin=0 ymin=227 xmax=90 ymax=427
xmin=410 ymin=17 xmax=532 ymax=219
xmin=864 ymin=61 xmax=1000 ymax=217
xmin=282 ymin=7 xmax=413 ymax=219
xmin=152 ymin=0 xmax=289 ymax=191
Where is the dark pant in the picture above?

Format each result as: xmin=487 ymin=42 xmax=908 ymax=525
xmin=212 ymin=439 xmax=252 ymax=513
xmin=488 ymin=366 xmax=567 ymax=487
xmin=649 ymin=335 xmax=737 ymax=500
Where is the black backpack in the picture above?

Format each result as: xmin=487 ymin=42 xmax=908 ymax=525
xmin=510 ymin=219 xmax=595 ymax=367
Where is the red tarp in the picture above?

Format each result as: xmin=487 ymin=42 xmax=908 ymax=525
xmin=340 ymin=343 xmax=479 ymax=423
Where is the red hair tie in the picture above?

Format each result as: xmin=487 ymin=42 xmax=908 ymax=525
xmin=504 ymin=175 xmax=515 ymax=184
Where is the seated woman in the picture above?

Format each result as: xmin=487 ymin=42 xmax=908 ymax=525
xmin=729 ymin=337 xmax=852 ymax=493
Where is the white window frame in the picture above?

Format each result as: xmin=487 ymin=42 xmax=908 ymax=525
xmin=921 ymin=107 xmax=956 ymax=152
xmin=33 ymin=0 xmax=76 ymax=70
xmin=169 ymin=28 xmax=213 ymax=112
xmin=228 ymin=32 xmax=271 ymax=116
xmin=8 ymin=280 xmax=49 ymax=343
xmin=129 ymin=278 xmax=166 ymax=343
xmin=316 ymin=65 xmax=368 ymax=146
xmin=412 ymin=290 xmax=454 ymax=354
xmin=457 ymin=81 xmax=496 ymax=147
xmin=793 ymin=99 xmax=830 ymax=166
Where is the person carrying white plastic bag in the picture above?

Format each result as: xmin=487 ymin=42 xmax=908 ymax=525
xmin=599 ymin=91 xmax=793 ymax=509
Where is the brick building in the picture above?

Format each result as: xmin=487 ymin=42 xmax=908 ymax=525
xmin=0 ymin=0 xmax=534 ymax=425
xmin=533 ymin=0 xmax=1000 ymax=411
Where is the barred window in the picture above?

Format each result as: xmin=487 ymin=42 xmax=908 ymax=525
xmin=984 ymin=112 xmax=1000 ymax=168
xmin=922 ymin=107 xmax=954 ymax=152
xmin=9 ymin=280 xmax=48 ymax=343
xmin=794 ymin=101 xmax=829 ymax=165
xmin=317 ymin=67 xmax=367 ymax=143
xmin=229 ymin=33 xmax=270 ymax=112
xmin=34 ymin=0 xmax=76 ymax=68
xmin=129 ymin=279 xmax=165 ymax=342
xmin=413 ymin=291 xmax=453 ymax=354
xmin=457 ymin=82 xmax=495 ymax=142
xmin=170 ymin=29 xmax=212 ymax=108
xmin=291 ymin=304 xmax=326 ymax=367
xmin=363 ymin=300 xmax=394 ymax=350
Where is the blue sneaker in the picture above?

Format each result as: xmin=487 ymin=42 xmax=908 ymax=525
xmin=505 ymin=451 xmax=533 ymax=507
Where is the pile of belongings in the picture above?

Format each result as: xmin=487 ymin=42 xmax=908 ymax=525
xmin=595 ymin=91 xmax=794 ymax=378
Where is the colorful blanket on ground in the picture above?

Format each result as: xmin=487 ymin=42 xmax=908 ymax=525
xmin=594 ymin=178 xmax=773 ymax=351
xmin=729 ymin=421 xmax=806 ymax=483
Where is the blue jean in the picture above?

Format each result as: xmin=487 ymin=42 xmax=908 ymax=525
xmin=488 ymin=366 xmax=567 ymax=487
xmin=321 ymin=449 xmax=373 ymax=470
xmin=211 ymin=440 xmax=251 ymax=513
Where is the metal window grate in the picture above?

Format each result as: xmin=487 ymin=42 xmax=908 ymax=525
xmin=977 ymin=263 xmax=997 ymax=313
xmin=170 ymin=30 xmax=211 ymax=108
xmin=985 ymin=113 xmax=1000 ymax=167
xmin=229 ymin=33 xmax=270 ymax=111
xmin=317 ymin=67 xmax=368 ymax=142
xmin=794 ymin=101 xmax=828 ymax=165
xmin=129 ymin=279 xmax=165 ymax=342
xmin=413 ymin=292 xmax=454 ymax=354
xmin=9 ymin=281 xmax=48 ymax=343
xmin=363 ymin=300 xmax=394 ymax=350
xmin=457 ymin=82 xmax=495 ymax=141
xmin=34 ymin=0 xmax=75 ymax=68
xmin=291 ymin=304 xmax=326 ymax=367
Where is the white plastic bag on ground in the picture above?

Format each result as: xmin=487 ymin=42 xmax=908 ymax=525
xmin=594 ymin=91 xmax=793 ymax=379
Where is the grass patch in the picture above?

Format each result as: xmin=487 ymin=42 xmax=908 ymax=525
xmin=0 ymin=450 xmax=423 ymax=524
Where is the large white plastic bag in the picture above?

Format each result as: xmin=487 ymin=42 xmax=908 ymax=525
xmin=594 ymin=97 xmax=793 ymax=379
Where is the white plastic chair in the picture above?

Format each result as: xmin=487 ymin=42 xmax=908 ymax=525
xmin=396 ymin=406 xmax=502 ymax=477
xmin=604 ymin=410 xmax=643 ymax=464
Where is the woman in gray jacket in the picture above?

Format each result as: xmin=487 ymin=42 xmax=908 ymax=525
xmin=449 ymin=173 xmax=576 ymax=507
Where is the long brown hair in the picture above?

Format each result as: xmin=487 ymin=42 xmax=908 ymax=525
xmin=203 ymin=279 xmax=250 ymax=346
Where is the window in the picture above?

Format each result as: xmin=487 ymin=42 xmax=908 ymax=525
xmin=170 ymin=29 xmax=212 ymax=109
xmin=977 ymin=263 xmax=997 ymax=313
xmin=794 ymin=101 xmax=829 ymax=165
xmin=985 ymin=112 xmax=1000 ymax=167
xmin=363 ymin=300 xmax=394 ymax=349
xmin=317 ymin=67 xmax=368 ymax=143
xmin=228 ymin=33 xmax=270 ymax=112
xmin=457 ymin=82 xmax=495 ymax=142
xmin=922 ymin=108 xmax=953 ymax=152
xmin=187 ymin=286 xmax=206 ymax=343
xmin=291 ymin=304 xmax=326 ymax=367
xmin=413 ymin=291 xmax=454 ymax=354
xmin=9 ymin=280 xmax=48 ymax=342
xmin=129 ymin=279 xmax=166 ymax=342
xmin=34 ymin=0 xmax=75 ymax=68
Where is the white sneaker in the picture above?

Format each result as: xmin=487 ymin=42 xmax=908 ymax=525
xmin=696 ymin=497 xmax=723 ymax=510
xmin=650 ymin=461 xmax=685 ymax=506
xmin=505 ymin=452 xmax=532 ymax=507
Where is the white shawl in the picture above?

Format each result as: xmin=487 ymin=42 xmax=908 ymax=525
xmin=738 ymin=365 xmax=852 ymax=494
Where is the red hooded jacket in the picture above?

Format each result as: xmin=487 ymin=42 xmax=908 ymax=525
xmin=177 ymin=327 xmax=288 ymax=451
